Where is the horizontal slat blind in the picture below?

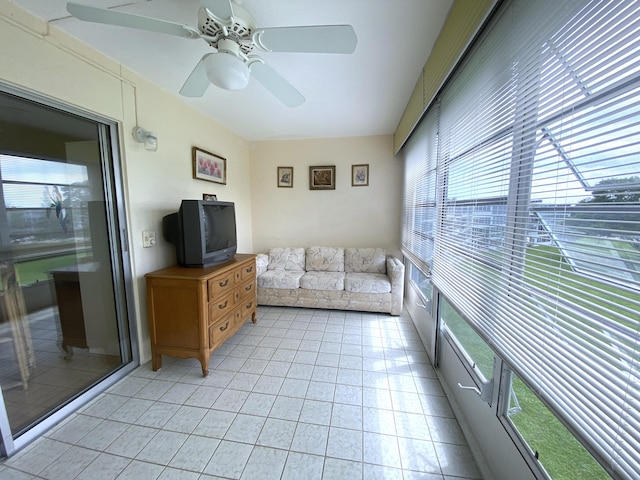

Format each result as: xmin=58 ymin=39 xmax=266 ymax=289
xmin=401 ymin=108 xmax=438 ymax=275
xmin=403 ymin=0 xmax=640 ymax=477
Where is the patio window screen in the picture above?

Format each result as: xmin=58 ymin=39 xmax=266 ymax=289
xmin=416 ymin=0 xmax=640 ymax=477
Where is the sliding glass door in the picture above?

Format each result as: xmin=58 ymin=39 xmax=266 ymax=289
xmin=0 ymin=88 xmax=136 ymax=454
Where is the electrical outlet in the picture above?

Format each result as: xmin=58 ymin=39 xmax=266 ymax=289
xmin=142 ymin=230 xmax=156 ymax=248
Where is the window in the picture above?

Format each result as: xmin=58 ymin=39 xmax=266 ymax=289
xmin=505 ymin=372 xmax=609 ymax=480
xmin=439 ymin=297 xmax=494 ymax=382
xmin=401 ymin=0 xmax=640 ymax=477
xmin=409 ymin=264 xmax=433 ymax=307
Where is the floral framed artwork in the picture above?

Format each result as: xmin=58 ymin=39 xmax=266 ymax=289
xmin=277 ymin=166 xmax=294 ymax=188
xmin=351 ymin=164 xmax=369 ymax=186
xmin=192 ymin=146 xmax=226 ymax=185
xmin=309 ymin=165 xmax=335 ymax=190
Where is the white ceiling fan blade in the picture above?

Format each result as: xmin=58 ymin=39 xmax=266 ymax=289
xmin=250 ymin=61 xmax=305 ymax=108
xmin=200 ymin=0 xmax=234 ymax=23
xmin=180 ymin=55 xmax=211 ymax=97
xmin=66 ymin=2 xmax=201 ymax=39
xmin=254 ymin=25 xmax=357 ymax=54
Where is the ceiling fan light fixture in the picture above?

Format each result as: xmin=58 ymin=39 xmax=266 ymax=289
xmin=205 ymin=52 xmax=250 ymax=90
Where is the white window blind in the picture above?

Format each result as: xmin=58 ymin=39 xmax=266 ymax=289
xmin=403 ymin=0 xmax=640 ymax=478
xmin=401 ymin=108 xmax=438 ymax=275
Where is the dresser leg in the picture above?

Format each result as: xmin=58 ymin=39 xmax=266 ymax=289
xmin=251 ymin=311 xmax=257 ymax=324
xmin=200 ymin=354 xmax=209 ymax=377
xmin=152 ymin=352 xmax=162 ymax=371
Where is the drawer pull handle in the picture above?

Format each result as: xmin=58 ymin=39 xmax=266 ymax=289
xmin=246 ymin=302 xmax=253 ymax=309
xmin=218 ymin=300 xmax=228 ymax=309
xmin=246 ymin=266 xmax=253 ymax=273
xmin=245 ymin=284 xmax=253 ymax=292
xmin=219 ymin=322 xmax=229 ymax=331
xmin=218 ymin=279 xmax=229 ymax=287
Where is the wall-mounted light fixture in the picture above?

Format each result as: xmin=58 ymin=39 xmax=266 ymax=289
xmin=132 ymin=126 xmax=158 ymax=151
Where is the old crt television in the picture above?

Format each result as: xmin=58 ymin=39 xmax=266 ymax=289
xmin=162 ymin=200 xmax=237 ymax=267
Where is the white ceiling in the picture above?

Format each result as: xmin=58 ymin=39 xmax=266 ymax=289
xmin=10 ymin=0 xmax=453 ymax=141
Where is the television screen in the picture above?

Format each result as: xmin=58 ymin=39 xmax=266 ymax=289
xmin=202 ymin=202 xmax=236 ymax=253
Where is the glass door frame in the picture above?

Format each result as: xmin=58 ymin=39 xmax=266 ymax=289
xmin=0 ymin=83 xmax=140 ymax=457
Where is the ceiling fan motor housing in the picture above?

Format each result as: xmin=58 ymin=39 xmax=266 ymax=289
xmin=198 ymin=4 xmax=256 ymax=55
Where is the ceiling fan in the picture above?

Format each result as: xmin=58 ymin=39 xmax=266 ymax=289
xmin=66 ymin=1 xmax=358 ymax=107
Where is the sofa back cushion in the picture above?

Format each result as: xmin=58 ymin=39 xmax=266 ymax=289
xmin=268 ymin=247 xmax=306 ymax=271
xmin=345 ymin=248 xmax=386 ymax=273
xmin=305 ymin=247 xmax=345 ymax=272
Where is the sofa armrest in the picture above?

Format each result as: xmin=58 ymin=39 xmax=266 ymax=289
xmin=256 ymin=253 xmax=269 ymax=276
xmin=386 ymin=256 xmax=405 ymax=315
xmin=386 ymin=256 xmax=404 ymax=291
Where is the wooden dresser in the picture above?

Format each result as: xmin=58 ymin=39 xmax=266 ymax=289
xmin=145 ymin=254 xmax=257 ymax=376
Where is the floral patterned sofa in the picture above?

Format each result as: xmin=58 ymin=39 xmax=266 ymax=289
xmin=255 ymin=247 xmax=404 ymax=315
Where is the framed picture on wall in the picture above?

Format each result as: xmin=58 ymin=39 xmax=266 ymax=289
xmin=309 ymin=165 xmax=335 ymax=190
xmin=192 ymin=146 xmax=226 ymax=185
xmin=277 ymin=166 xmax=294 ymax=188
xmin=351 ymin=164 xmax=369 ymax=186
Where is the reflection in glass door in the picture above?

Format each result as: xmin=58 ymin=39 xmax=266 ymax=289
xmin=0 ymin=90 xmax=134 ymax=448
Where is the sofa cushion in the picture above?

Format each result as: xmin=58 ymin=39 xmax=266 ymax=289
xmin=268 ymin=247 xmax=306 ymax=271
xmin=258 ymin=270 xmax=305 ymax=289
xmin=305 ymin=247 xmax=344 ymax=272
xmin=300 ymin=271 xmax=345 ymax=291
xmin=345 ymin=273 xmax=391 ymax=294
xmin=345 ymin=248 xmax=386 ymax=273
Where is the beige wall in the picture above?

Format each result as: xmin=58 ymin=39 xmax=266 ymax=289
xmin=0 ymin=1 xmax=253 ymax=362
xmin=249 ymin=135 xmax=402 ymax=254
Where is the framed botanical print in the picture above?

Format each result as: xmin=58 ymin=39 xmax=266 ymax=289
xmin=192 ymin=146 xmax=226 ymax=185
xmin=277 ymin=166 xmax=294 ymax=188
xmin=351 ymin=164 xmax=369 ymax=186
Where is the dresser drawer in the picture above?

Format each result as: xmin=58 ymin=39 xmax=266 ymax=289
xmin=208 ymin=291 xmax=235 ymax=322
xmin=208 ymin=270 xmax=235 ymax=301
xmin=238 ymin=295 xmax=256 ymax=320
xmin=208 ymin=311 xmax=239 ymax=348
xmin=240 ymin=260 xmax=256 ymax=282
xmin=235 ymin=279 xmax=255 ymax=303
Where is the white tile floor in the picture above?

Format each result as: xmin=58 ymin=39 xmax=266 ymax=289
xmin=0 ymin=306 xmax=482 ymax=479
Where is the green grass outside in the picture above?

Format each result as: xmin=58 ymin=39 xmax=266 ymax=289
xmin=510 ymin=376 xmax=610 ymax=480
xmin=574 ymin=237 xmax=640 ymax=268
xmin=13 ymin=254 xmax=85 ymax=287
xmin=441 ymin=300 xmax=495 ymax=378
xmin=525 ymin=245 xmax=638 ymax=329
